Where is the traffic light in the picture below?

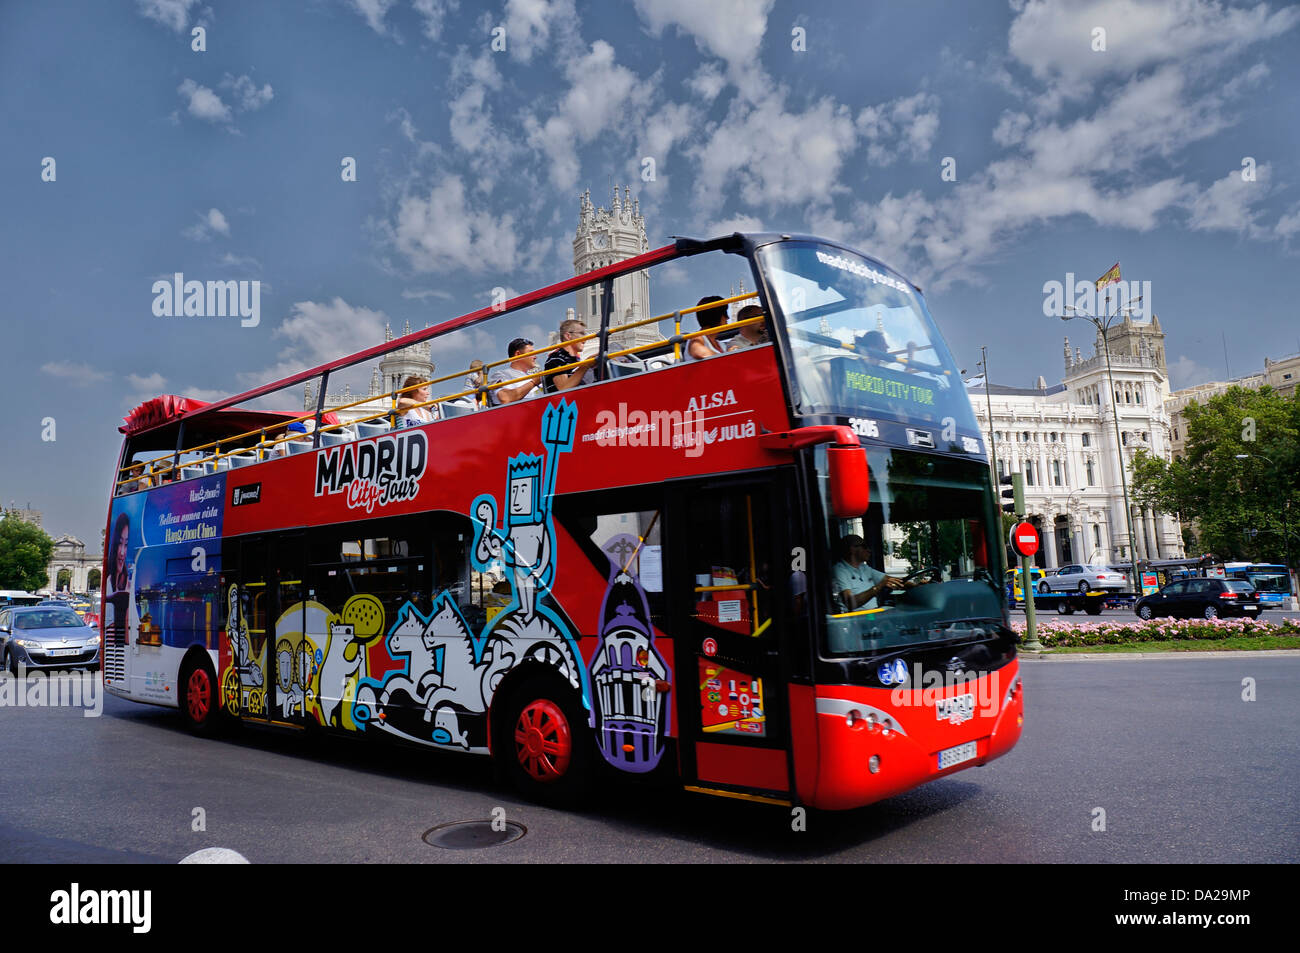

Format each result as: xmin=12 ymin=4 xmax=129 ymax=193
xmin=1000 ymin=472 xmax=1025 ymax=516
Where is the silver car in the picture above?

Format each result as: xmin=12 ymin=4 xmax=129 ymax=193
xmin=1036 ymin=564 xmax=1127 ymax=594
xmin=0 ymin=605 xmax=101 ymax=673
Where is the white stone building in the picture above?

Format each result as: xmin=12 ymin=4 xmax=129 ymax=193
xmin=970 ymin=318 xmax=1185 ymax=569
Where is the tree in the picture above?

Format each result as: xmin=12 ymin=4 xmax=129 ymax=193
xmin=87 ymin=568 xmax=101 ymax=591
xmin=0 ymin=513 xmax=54 ymax=591
xmin=1131 ymin=386 xmax=1300 ymax=564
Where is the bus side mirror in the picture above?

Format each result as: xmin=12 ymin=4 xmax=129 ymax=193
xmin=828 ymin=444 xmax=870 ymax=518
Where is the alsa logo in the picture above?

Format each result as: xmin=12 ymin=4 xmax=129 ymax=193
xmin=686 ymin=389 xmax=737 ymax=412
xmin=231 ymin=483 xmax=261 ymax=506
xmin=314 ymin=429 xmax=427 ymax=514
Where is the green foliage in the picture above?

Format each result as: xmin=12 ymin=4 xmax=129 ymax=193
xmin=0 ymin=513 xmax=54 ymax=591
xmin=1130 ymin=386 xmax=1300 ymax=564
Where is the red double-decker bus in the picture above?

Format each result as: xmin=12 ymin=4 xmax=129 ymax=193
xmin=101 ymin=233 xmax=1022 ymax=809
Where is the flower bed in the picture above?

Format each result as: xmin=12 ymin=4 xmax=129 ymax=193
xmin=1010 ymin=616 xmax=1300 ymax=648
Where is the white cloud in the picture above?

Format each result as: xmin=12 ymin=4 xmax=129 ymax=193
xmin=698 ymin=213 xmax=766 ymax=236
xmin=687 ymin=85 xmax=857 ymax=214
xmin=632 ymin=0 xmax=774 ymax=86
xmin=137 ymin=0 xmax=199 ymax=32
xmin=1186 ymin=164 xmax=1271 ymax=235
xmin=1007 ymin=0 xmax=1300 ymax=108
xmin=504 ymin=0 xmax=579 ymax=63
xmin=126 ymin=372 xmax=168 ymax=392
xmin=177 ymin=79 xmax=232 ymax=123
xmin=219 ymin=252 xmax=261 ymax=271
xmin=413 ymin=0 xmax=458 ymax=39
xmin=847 ymin=17 xmax=1291 ymax=290
xmin=685 ymin=63 xmax=726 ymax=102
xmin=525 ymin=40 xmax=655 ymax=188
xmin=856 ymin=92 xmax=941 ymax=167
xmin=448 ymin=50 xmax=511 ymax=156
xmin=238 ymin=298 xmax=389 ymax=390
xmin=1275 ymin=204 xmax=1300 ymax=240
xmin=182 ymin=207 xmax=230 ymax=241
xmin=390 ymin=176 xmax=525 ymax=273
xmin=349 ymin=0 xmax=398 ymax=36
xmin=41 ymin=361 xmax=110 ymax=385
xmin=221 ymin=73 xmax=274 ymax=112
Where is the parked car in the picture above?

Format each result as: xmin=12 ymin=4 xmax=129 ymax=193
xmin=0 ymin=605 xmax=101 ymax=673
xmin=1134 ymin=578 xmax=1261 ymax=620
xmin=1037 ymin=564 xmax=1127 ymax=594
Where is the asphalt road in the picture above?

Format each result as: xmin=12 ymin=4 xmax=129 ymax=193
xmin=2 ymin=655 xmax=1297 ymax=864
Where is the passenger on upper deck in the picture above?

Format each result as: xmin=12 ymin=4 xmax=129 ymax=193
xmin=727 ymin=304 xmax=769 ymax=351
xmin=543 ymin=319 xmax=592 ymax=393
xmin=121 ymin=463 xmax=151 ymax=493
xmin=687 ymin=296 xmax=729 ymax=361
xmin=276 ymin=421 xmax=310 ymax=456
xmin=491 ymin=338 xmax=543 ymax=404
xmin=397 ymin=376 xmax=440 ymax=427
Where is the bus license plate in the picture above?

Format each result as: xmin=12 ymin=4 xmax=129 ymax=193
xmin=48 ymin=648 xmax=80 ymax=657
xmin=938 ymin=741 xmax=977 ymax=770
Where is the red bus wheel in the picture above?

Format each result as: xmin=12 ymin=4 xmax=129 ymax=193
xmin=180 ymin=654 xmax=223 ymax=736
xmin=497 ymin=677 xmax=592 ymax=804
xmin=515 ymin=699 xmax=572 ymax=781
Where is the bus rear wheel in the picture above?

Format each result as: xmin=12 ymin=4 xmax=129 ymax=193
xmin=180 ymin=653 xmax=223 ymax=736
xmin=496 ymin=676 xmax=592 ymax=805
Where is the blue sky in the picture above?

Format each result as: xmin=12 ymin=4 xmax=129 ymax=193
xmin=2 ymin=0 xmax=1299 ymax=555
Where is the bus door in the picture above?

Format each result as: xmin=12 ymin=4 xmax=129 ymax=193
xmin=267 ymin=533 xmax=309 ymax=726
xmin=672 ymin=478 xmax=793 ymax=802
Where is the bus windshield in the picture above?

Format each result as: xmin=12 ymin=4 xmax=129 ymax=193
xmin=1244 ymin=569 xmax=1288 ymax=593
xmin=759 ymin=241 xmax=976 ymax=437
xmin=818 ymin=446 xmax=1006 ymax=656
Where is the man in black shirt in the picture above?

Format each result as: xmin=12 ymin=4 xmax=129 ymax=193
xmin=543 ymin=318 xmax=592 ymax=393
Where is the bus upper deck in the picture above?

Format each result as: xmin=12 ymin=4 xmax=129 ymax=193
xmin=114 ymin=234 xmax=986 ymax=495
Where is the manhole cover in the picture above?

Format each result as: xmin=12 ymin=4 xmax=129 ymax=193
xmin=423 ymin=820 xmax=527 ymax=849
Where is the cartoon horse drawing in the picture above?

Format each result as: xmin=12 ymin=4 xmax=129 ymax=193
xmin=372 ymin=594 xmax=516 ymax=748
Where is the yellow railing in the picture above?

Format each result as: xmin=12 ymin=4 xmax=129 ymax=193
xmin=117 ymin=292 xmax=764 ymax=493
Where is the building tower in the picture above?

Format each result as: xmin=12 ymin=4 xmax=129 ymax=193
xmin=1103 ymin=312 xmax=1166 ymax=379
xmin=378 ymin=320 xmax=434 ymax=396
xmin=572 ymin=186 xmax=653 ymax=351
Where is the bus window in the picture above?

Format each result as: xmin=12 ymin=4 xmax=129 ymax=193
xmin=555 ymin=502 xmax=667 ymax=633
xmin=686 ymin=488 xmax=773 ymax=639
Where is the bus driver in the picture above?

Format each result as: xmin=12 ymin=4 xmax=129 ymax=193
xmin=831 ymin=535 xmax=918 ymax=612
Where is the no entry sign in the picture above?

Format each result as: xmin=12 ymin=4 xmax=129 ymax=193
xmin=1010 ymin=521 xmax=1040 ymax=557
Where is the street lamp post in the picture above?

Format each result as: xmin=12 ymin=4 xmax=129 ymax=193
xmin=1061 ymin=297 xmax=1143 ymax=599
xmin=978 ymin=345 xmax=999 ymax=486
xmin=1234 ymin=452 xmax=1298 ymax=611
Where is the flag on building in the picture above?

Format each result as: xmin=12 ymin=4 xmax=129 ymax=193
xmin=1095 ymin=262 xmax=1121 ymax=290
